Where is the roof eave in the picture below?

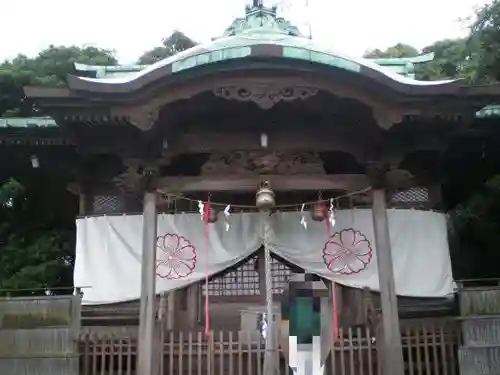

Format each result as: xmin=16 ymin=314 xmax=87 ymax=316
xmin=62 ymin=56 xmax=465 ymax=98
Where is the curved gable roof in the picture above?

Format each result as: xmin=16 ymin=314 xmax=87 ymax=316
xmin=66 ymin=5 xmax=460 ymax=95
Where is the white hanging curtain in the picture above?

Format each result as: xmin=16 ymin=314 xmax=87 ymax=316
xmin=74 ymin=210 xmax=454 ymax=305
xmin=268 ymin=210 xmax=453 ymax=297
xmin=75 ymin=213 xmax=262 ymax=305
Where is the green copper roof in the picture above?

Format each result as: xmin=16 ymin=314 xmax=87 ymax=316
xmin=372 ymin=53 xmax=435 ymax=79
xmin=73 ymin=49 xmax=434 ymax=81
xmin=72 ymin=4 xmax=436 ymax=81
xmin=372 ymin=53 xmax=435 ymax=66
xmin=0 ymin=117 xmax=57 ymax=128
xmin=74 ymin=63 xmax=148 ymax=78
xmin=67 ymin=2 xmax=455 ymax=88
xmin=476 ymin=105 xmax=500 ymax=118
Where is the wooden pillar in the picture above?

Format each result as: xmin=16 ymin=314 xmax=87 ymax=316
xmin=261 ymin=212 xmax=277 ymax=375
xmin=78 ymin=193 xmax=87 ymax=215
xmin=167 ymin=291 xmax=176 ymax=330
xmin=159 ymin=291 xmax=168 ymax=321
xmin=158 ymin=290 xmax=176 ymax=330
xmin=187 ymin=284 xmax=200 ymax=328
xmin=137 ymin=172 xmax=158 ymax=375
xmin=428 ymin=184 xmax=443 ymax=209
xmin=371 ymin=188 xmax=404 ymax=375
xmin=257 ymin=250 xmax=267 ymax=299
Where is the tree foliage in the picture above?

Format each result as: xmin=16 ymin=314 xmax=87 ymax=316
xmin=0 ymin=45 xmax=117 ymax=117
xmin=137 ymin=31 xmax=198 ymax=64
xmin=0 ymin=45 xmax=116 ymax=292
xmin=0 ymin=31 xmax=199 ymax=293
xmin=364 ymin=43 xmax=419 ymax=59
xmin=471 ymin=0 xmax=500 ymax=81
xmin=0 ymin=179 xmax=74 ymax=295
xmin=364 ymin=39 xmax=483 ymax=82
xmin=418 ymin=39 xmax=473 ymax=81
xmin=450 ymin=175 xmax=500 ymax=279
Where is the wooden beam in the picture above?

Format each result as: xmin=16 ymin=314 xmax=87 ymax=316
xmin=176 ymin=131 xmax=365 ymax=158
xmin=158 ymin=174 xmax=370 ymax=192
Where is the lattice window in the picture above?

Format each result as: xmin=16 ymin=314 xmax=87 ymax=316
xmin=203 ymin=254 xmax=295 ymax=297
xmin=391 ymin=187 xmax=429 ymax=207
xmin=271 ymin=257 xmax=293 ymax=294
xmin=91 ymin=195 xmax=125 ymax=215
xmin=203 ymin=255 xmax=260 ymax=296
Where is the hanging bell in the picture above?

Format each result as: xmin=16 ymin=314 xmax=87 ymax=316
xmin=205 ymin=206 xmax=218 ymax=223
xmin=311 ymin=201 xmax=327 ymax=222
xmin=256 ymin=180 xmax=275 ymax=211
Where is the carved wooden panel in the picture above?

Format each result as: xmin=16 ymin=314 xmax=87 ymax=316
xmin=201 ymin=151 xmax=325 ymax=176
xmin=213 ymin=84 xmax=318 ymax=110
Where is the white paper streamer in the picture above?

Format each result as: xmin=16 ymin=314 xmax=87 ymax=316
xmin=223 ymin=205 xmax=231 ymax=231
xmin=198 ymin=201 xmax=204 ymax=221
xmin=329 ymin=198 xmax=336 ymax=229
xmin=300 ymin=203 xmax=307 ymax=229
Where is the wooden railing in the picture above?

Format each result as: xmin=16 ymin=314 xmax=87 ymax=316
xmin=0 ymin=295 xmax=80 ymax=375
xmin=78 ymin=322 xmax=459 ymax=375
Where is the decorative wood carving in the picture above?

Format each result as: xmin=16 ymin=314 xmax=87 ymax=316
xmin=200 ymin=151 xmax=325 ymax=176
xmin=121 ymin=105 xmax=161 ymax=131
xmin=66 ymin=182 xmax=82 ymax=195
xmin=113 ymin=158 xmax=143 ymax=193
xmin=110 ymin=76 xmax=408 ymax=130
xmin=366 ymin=162 xmax=414 ymax=189
xmin=385 ymin=169 xmax=414 ymax=189
xmin=113 ymin=154 xmax=178 ymax=194
xmin=213 ymin=84 xmax=318 ymax=109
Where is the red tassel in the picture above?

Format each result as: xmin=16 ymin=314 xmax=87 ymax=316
xmin=203 ymin=200 xmax=211 ymax=337
xmin=324 ymin=206 xmax=339 ymax=341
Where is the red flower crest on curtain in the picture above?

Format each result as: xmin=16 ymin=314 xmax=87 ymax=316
xmin=322 ymin=229 xmax=372 ymax=275
xmin=156 ymin=233 xmax=197 ymax=279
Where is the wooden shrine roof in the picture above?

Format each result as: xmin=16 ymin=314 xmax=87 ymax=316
xmin=23 ymin=4 xmax=500 ymax=107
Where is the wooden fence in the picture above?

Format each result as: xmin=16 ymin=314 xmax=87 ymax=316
xmin=457 ymin=282 xmax=500 ymax=375
xmin=79 ymin=323 xmax=459 ymax=375
xmin=0 ymin=295 xmax=81 ymax=375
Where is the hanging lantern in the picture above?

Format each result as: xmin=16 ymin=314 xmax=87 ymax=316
xmin=256 ymin=180 xmax=275 ymax=211
xmin=311 ymin=201 xmax=327 ymax=221
xmin=204 ymin=205 xmax=218 ymax=223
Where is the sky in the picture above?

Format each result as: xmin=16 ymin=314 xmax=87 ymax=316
xmin=0 ymin=0 xmax=492 ymax=64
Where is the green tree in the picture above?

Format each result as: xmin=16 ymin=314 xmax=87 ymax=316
xmin=416 ymin=38 xmax=480 ymax=82
xmin=364 ymin=43 xmax=419 ymax=59
xmin=137 ymin=30 xmax=198 ymax=64
xmin=0 ymin=179 xmax=75 ymax=295
xmin=471 ymin=0 xmax=500 ymax=81
xmin=0 ymin=45 xmax=117 ymax=117
xmin=0 ymin=45 xmax=114 ymax=293
xmin=450 ymin=175 xmax=500 ymax=279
